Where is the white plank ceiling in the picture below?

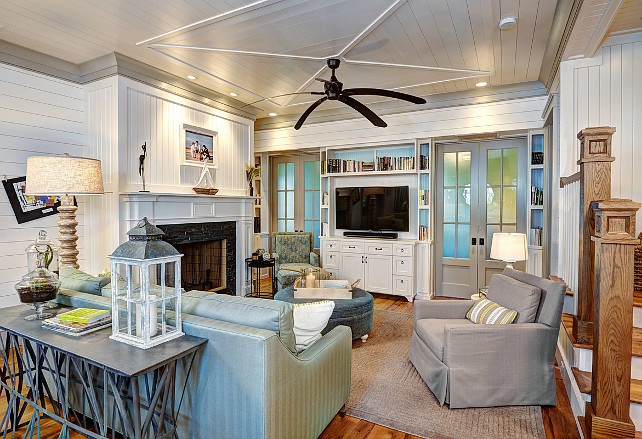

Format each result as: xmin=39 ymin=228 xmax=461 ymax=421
xmin=0 ymin=0 xmax=559 ymax=117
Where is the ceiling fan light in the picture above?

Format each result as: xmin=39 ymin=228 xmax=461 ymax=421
xmin=499 ymin=17 xmax=517 ymax=30
xmin=186 ymin=75 xmax=197 ymax=80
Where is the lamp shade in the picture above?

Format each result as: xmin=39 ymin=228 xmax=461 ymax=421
xmin=490 ymin=233 xmax=528 ymax=262
xmin=26 ymin=154 xmax=104 ymax=195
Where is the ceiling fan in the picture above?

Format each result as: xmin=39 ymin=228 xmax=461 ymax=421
xmin=290 ymin=58 xmax=427 ymax=130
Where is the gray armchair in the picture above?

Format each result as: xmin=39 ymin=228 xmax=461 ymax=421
xmin=272 ymin=232 xmax=319 ymax=289
xmin=409 ymin=267 xmax=565 ymax=408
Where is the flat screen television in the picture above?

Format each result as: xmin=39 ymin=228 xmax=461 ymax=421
xmin=335 ymin=186 xmax=409 ymax=232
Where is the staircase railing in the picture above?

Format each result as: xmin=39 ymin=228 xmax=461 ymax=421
xmin=558 ymin=173 xmax=580 ymax=298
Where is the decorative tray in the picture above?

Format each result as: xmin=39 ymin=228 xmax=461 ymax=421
xmin=293 ymin=278 xmax=360 ymax=300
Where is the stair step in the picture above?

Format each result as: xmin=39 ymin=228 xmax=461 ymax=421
xmin=562 ymin=313 xmax=642 ymax=356
xmin=580 ymin=417 xmax=642 ymax=438
xmin=572 ymin=367 xmax=642 ymax=404
xmin=549 ymin=275 xmax=574 ymax=296
xmin=635 ymin=291 xmax=642 ymax=308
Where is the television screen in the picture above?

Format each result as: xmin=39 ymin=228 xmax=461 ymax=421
xmin=335 ymin=186 xmax=409 ymax=232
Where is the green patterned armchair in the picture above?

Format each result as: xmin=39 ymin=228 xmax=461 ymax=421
xmin=272 ymin=232 xmax=319 ymax=289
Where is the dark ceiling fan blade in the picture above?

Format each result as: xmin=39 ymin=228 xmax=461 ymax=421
xmin=338 ymin=95 xmax=387 ymax=127
xmin=294 ymin=96 xmax=328 ymax=130
xmin=343 ymin=88 xmax=426 ymax=104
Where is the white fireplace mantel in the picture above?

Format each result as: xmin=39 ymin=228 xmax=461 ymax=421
xmin=120 ymin=192 xmax=255 ymax=296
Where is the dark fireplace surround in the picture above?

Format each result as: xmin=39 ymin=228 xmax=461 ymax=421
xmin=161 ymin=221 xmax=236 ymax=295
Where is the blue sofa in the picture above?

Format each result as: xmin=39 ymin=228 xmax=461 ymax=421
xmin=54 ymin=280 xmax=352 ymax=439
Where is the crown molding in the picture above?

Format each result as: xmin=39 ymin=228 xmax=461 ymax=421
xmin=254 ymin=81 xmax=547 ymax=131
xmin=0 ymin=39 xmax=259 ymax=120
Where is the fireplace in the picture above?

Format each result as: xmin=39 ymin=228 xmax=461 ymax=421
xmin=161 ymin=221 xmax=236 ymax=295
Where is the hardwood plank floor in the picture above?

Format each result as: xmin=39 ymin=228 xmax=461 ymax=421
xmin=320 ymin=293 xmax=581 ymax=439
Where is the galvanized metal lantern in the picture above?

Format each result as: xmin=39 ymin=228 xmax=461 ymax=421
xmin=108 ymin=217 xmax=183 ymax=349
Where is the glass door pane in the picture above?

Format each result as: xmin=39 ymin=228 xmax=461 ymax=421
xmin=303 ymin=160 xmax=321 ymax=248
xmin=275 ymin=161 xmax=296 ymax=232
xmin=442 ymin=151 xmax=471 ymax=259
xmin=485 ymin=147 xmax=519 ymax=258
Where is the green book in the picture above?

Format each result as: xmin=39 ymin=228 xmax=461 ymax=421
xmin=58 ymin=308 xmax=111 ymax=325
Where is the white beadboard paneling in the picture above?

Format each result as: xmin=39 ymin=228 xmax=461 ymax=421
xmin=0 ymin=64 xmax=85 ymax=307
xmin=124 ymin=81 xmax=252 ymax=194
xmin=559 ymin=32 xmax=642 ymax=237
xmin=255 ymin=96 xmax=547 ymax=152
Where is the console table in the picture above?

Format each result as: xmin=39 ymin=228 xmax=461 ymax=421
xmin=0 ymin=305 xmax=206 ymax=439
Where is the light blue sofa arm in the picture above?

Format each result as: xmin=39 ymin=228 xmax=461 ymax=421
xmin=264 ymin=325 xmax=352 ymax=439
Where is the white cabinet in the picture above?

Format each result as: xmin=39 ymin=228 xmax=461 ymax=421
xmin=321 ymin=237 xmax=416 ymax=301
xmin=365 ymin=254 xmax=393 ymax=293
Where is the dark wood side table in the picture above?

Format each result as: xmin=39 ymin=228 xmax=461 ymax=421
xmin=0 ymin=305 xmax=206 ymax=439
xmin=245 ymin=257 xmax=276 ymax=298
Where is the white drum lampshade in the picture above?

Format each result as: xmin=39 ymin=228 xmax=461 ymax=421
xmin=26 ymin=153 xmax=104 ymax=269
xmin=490 ymin=233 xmax=528 ymax=269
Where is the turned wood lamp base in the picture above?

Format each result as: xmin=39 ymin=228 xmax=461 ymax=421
xmin=58 ymin=194 xmax=79 ymax=269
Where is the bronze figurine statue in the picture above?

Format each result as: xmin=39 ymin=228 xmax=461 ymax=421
xmin=139 ymin=142 xmax=148 ymax=192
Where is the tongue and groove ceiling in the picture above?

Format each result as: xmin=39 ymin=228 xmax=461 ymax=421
xmin=0 ymin=0 xmax=559 ymax=118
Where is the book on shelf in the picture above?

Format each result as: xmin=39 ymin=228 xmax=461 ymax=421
xmin=419 ymin=189 xmax=430 ymax=206
xmin=420 ymin=154 xmax=429 ymax=170
xmin=254 ymin=216 xmax=261 ymax=233
xmin=321 ymin=222 xmax=329 ymax=236
xmin=530 ymin=227 xmax=543 ymax=246
xmin=531 ymin=185 xmax=544 ymax=205
xmin=419 ymin=225 xmax=430 ymax=241
xmin=377 ymin=156 xmax=415 ymax=171
xmin=58 ymin=308 xmax=110 ymax=325
xmin=43 ymin=314 xmax=111 ymax=337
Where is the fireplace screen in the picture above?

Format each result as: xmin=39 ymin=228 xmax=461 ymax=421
xmin=173 ymin=239 xmax=226 ymax=292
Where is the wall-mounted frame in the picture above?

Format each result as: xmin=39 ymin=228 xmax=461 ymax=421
xmin=2 ymin=176 xmax=62 ymax=224
xmin=180 ymin=124 xmax=218 ymax=168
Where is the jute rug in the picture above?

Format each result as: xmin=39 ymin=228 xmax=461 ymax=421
xmin=345 ymin=309 xmax=547 ymax=439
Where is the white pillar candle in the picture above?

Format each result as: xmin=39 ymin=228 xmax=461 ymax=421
xmin=136 ymin=294 xmax=158 ymax=338
xmin=306 ymin=272 xmax=316 ymax=288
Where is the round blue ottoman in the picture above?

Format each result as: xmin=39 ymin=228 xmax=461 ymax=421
xmin=274 ymin=286 xmax=374 ymax=342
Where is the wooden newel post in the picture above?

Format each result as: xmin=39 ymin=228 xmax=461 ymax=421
xmin=573 ymin=127 xmax=616 ymax=345
xmin=585 ymin=199 xmax=641 ymax=439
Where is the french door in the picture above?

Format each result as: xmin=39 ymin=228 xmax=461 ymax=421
xmin=435 ymin=138 xmax=527 ymax=298
xmin=270 ymin=154 xmax=321 ymax=248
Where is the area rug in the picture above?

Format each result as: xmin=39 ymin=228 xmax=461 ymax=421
xmin=345 ymin=309 xmax=546 ymax=439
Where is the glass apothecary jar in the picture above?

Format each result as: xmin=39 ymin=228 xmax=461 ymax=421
xmin=15 ymin=253 xmax=60 ymax=320
xmin=26 ymin=230 xmax=59 ymax=276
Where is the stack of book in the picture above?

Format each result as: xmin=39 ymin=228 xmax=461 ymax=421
xmin=43 ymin=308 xmax=111 ymax=337
xmin=530 ymin=228 xmax=543 ymax=246
xmin=419 ymin=189 xmax=430 ymax=206
xmin=377 ymin=156 xmax=415 ymax=171
xmin=420 ymin=154 xmax=429 ymax=170
xmin=419 ymin=225 xmax=430 ymax=241
xmin=531 ymin=186 xmax=544 ymax=205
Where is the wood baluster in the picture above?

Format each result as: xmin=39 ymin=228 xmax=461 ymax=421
xmin=585 ymin=199 xmax=641 ymax=438
xmin=573 ymin=126 xmax=616 ymax=345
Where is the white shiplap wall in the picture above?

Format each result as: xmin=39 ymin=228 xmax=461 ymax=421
xmin=0 ymin=64 xmax=85 ymax=308
xmin=255 ymin=95 xmax=547 ymax=152
xmin=124 ymin=79 xmax=253 ymax=195
xmin=559 ymin=32 xmax=642 ymax=234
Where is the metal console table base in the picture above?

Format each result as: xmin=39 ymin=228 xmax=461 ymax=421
xmin=0 ymin=306 xmax=205 ymax=439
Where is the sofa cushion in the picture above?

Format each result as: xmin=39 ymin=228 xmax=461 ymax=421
xmin=180 ymin=290 xmax=297 ymax=354
xmin=415 ymin=318 xmax=473 ymax=361
xmin=275 ymin=234 xmax=310 ymax=264
xmin=487 ymin=274 xmax=542 ymax=323
xmin=59 ymin=267 xmax=110 ymax=296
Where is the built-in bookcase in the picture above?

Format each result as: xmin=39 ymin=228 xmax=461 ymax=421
xmin=527 ymin=131 xmax=545 ymax=276
xmin=322 ymin=144 xmax=416 ymax=176
xmin=418 ymin=142 xmax=430 ymax=241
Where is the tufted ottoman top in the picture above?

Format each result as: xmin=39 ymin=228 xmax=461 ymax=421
xmin=274 ymin=286 xmax=374 ymax=319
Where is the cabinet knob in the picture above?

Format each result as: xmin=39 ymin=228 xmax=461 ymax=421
xmin=375 ymin=247 xmax=382 ymax=250
xmin=400 ymin=261 xmax=404 ymax=264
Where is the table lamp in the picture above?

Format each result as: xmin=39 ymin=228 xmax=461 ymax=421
xmin=26 ymin=153 xmax=104 ymax=269
xmin=489 ymin=232 xmax=528 ymax=269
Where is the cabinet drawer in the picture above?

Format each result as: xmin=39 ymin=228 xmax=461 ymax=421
xmin=365 ymin=242 xmax=392 ymax=255
xmin=325 ymin=268 xmax=339 ymax=279
xmin=323 ymin=240 xmax=341 ymax=252
xmin=393 ymin=243 xmax=414 ymax=256
xmin=323 ymin=252 xmax=339 ymax=269
xmin=394 ymin=276 xmax=412 ymax=295
xmin=341 ymin=242 xmax=364 ymax=253
xmin=394 ymin=256 xmax=413 ymax=275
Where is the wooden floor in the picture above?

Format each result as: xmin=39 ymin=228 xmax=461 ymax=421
xmin=319 ymin=293 xmax=581 ymax=439
xmin=0 ymin=291 xmax=580 ymax=439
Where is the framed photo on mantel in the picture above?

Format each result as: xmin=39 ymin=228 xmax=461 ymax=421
xmin=180 ymin=124 xmax=218 ymax=169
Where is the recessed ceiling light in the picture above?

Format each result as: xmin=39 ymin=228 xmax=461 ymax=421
xmin=499 ymin=16 xmax=517 ymax=30
xmin=186 ymin=75 xmax=197 ymax=80
xmin=476 ymin=81 xmax=488 ymax=87
xmin=230 ymin=92 xmax=238 ymax=97
xmin=268 ymin=112 xmax=278 ymax=117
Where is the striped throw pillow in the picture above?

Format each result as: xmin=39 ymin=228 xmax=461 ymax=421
xmin=466 ymin=298 xmax=518 ymax=324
